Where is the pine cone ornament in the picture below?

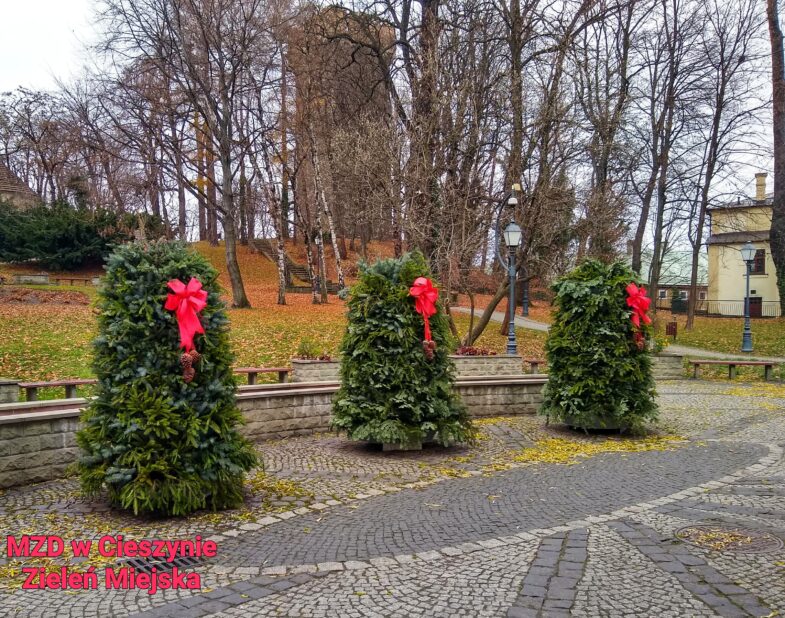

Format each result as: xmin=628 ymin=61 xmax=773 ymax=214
xmin=183 ymin=366 xmax=196 ymax=383
xmin=189 ymin=349 xmax=202 ymax=364
xmin=422 ymin=340 xmax=436 ymax=361
xmin=180 ymin=353 xmax=193 ymax=368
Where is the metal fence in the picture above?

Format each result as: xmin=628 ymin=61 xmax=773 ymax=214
xmin=655 ymin=299 xmax=782 ymax=318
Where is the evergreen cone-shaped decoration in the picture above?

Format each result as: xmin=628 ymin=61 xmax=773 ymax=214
xmin=541 ymin=259 xmax=657 ymax=433
xmin=332 ymin=251 xmax=474 ymax=448
xmin=77 ymin=241 xmax=257 ymax=516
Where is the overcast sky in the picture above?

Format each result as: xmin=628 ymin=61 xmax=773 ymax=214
xmin=0 ymin=0 xmax=95 ymax=92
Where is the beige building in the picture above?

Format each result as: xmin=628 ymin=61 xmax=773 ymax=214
xmin=0 ymin=161 xmax=40 ymax=209
xmin=707 ymin=173 xmax=780 ymax=317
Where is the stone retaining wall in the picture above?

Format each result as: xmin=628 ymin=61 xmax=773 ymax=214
xmin=451 ymin=355 xmax=523 ymax=377
xmin=0 ymin=376 xmax=546 ymax=489
xmin=0 ymin=412 xmax=80 ymax=487
xmin=291 ymin=355 xmax=524 ymax=382
xmin=652 ymin=354 xmax=685 ymax=380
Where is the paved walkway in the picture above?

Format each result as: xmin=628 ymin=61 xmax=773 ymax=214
xmin=451 ymin=306 xmax=551 ymax=332
xmin=667 ymin=344 xmax=785 ymax=363
xmin=452 ymin=305 xmax=785 ymax=364
xmin=1 ymin=382 xmax=785 ymax=617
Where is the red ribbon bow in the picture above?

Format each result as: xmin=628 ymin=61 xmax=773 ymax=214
xmin=164 ymin=278 xmax=208 ymax=352
xmin=409 ymin=276 xmax=439 ymax=342
xmin=626 ymin=283 xmax=652 ymax=329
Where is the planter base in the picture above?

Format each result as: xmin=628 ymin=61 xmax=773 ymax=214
xmin=382 ymin=441 xmax=423 ymax=452
xmin=562 ymin=413 xmax=628 ymax=433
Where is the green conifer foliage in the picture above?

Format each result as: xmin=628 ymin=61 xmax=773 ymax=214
xmin=77 ymin=241 xmax=257 ymax=516
xmin=331 ymin=252 xmax=474 ymax=447
xmin=541 ymin=259 xmax=658 ymax=433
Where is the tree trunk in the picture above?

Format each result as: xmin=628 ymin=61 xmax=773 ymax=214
xmin=463 ymin=280 xmax=509 ymax=346
xmin=222 ymin=214 xmax=251 ymax=308
xmin=768 ymin=0 xmax=785 ymax=314
xmin=280 ymin=48 xmax=291 ymax=240
xmin=309 ymin=126 xmax=345 ymax=290
xmin=206 ymin=151 xmax=219 ymax=246
xmin=238 ymin=164 xmax=248 ymax=246
xmin=220 ymin=146 xmax=250 ymax=307
xmin=304 ymin=228 xmax=320 ymax=304
xmin=196 ymin=114 xmax=207 ymax=241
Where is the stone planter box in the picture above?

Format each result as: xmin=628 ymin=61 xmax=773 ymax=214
xmin=0 ymin=379 xmax=19 ymax=403
xmin=450 ymin=354 xmax=523 ymax=377
xmin=652 ymin=353 xmax=684 ymax=380
xmin=291 ymin=359 xmax=341 ymax=383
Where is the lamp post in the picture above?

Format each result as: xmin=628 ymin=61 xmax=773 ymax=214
xmin=740 ymin=241 xmax=755 ymax=353
xmin=495 ymin=188 xmax=523 ymax=355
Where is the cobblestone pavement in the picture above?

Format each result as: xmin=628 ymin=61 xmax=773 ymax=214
xmin=1 ymin=380 xmax=784 ymax=617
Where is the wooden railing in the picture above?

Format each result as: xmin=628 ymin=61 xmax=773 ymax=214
xmin=13 ymin=367 xmax=292 ymax=401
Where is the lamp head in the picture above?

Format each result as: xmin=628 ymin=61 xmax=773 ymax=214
xmin=740 ymin=242 xmax=756 ymax=263
xmin=504 ymin=222 xmax=523 ymax=248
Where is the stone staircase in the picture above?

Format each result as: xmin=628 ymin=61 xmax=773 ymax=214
xmin=251 ymin=239 xmax=341 ymax=294
xmin=251 ymin=239 xmax=308 ymax=284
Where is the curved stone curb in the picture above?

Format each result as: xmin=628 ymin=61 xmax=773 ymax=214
xmin=216 ymin=441 xmax=780 ymax=578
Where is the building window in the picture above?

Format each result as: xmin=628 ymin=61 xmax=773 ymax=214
xmin=679 ymin=290 xmax=688 ymax=299
xmin=699 ymin=291 xmax=707 ymax=300
xmin=751 ymin=249 xmax=766 ymax=274
xmin=659 ymin=289 xmax=667 ymax=299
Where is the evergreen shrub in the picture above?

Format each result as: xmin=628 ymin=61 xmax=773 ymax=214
xmin=331 ymin=251 xmax=474 ymax=447
xmin=541 ymin=259 xmax=658 ymax=432
xmin=77 ymin=241 xmax=257 ymax=516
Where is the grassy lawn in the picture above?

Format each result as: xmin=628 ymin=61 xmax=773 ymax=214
xmin=0 ymin=303 xmax=544 ymax=382
xmin=666 ymin=314 xmax=785 ymax=358
xmin=0 ymin=240 xmax=548 ymax=398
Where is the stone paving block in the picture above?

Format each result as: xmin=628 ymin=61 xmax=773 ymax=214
xmin=316 ymin=561 xmax=344 ymax=572
xmin=228 ymin=580 xmax=259 ymax=593
xmin=194 ymin=600 xmax=231 ymax=613
xmin=261 ymin=565 xmax=288 ymax=576
xmin=477 ymin=538 xmax=505 ymax=549
xmin=244 ymin=586 xmax=276 ymax=600
xmin=507 ymin=606 xmax=539 ymax=618
xmin=269 ymin=579 xmax=298 ymax=591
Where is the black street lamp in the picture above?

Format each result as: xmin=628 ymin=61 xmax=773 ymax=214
xmin=740 ymin=241 xmax=755 ymax=353
xmin=495 ymin=188 xmax=523 ymax=355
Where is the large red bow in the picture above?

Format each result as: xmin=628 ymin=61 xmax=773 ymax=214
xmin=626 ymin=283 xmax=652 ymax=329
xmin=164 ymin=278 xmax=208 ymax=352
xmin=409 ymin=276 xmax=438 ymax=342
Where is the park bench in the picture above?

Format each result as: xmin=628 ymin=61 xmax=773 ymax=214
xmin=53 ymin=277 xmax=94 ymax=286
xmin=16 ymin=367 xmax=291 ymax=400
xmin=234 ymin=367 xmax=291 ymax=385
xmin=690 ymin=360 xmax=775 ymax=381
xmin=19 ymin=378 xmax=98 ymax=401
xmin=524 ymin=358 xmax=546 ymax=374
